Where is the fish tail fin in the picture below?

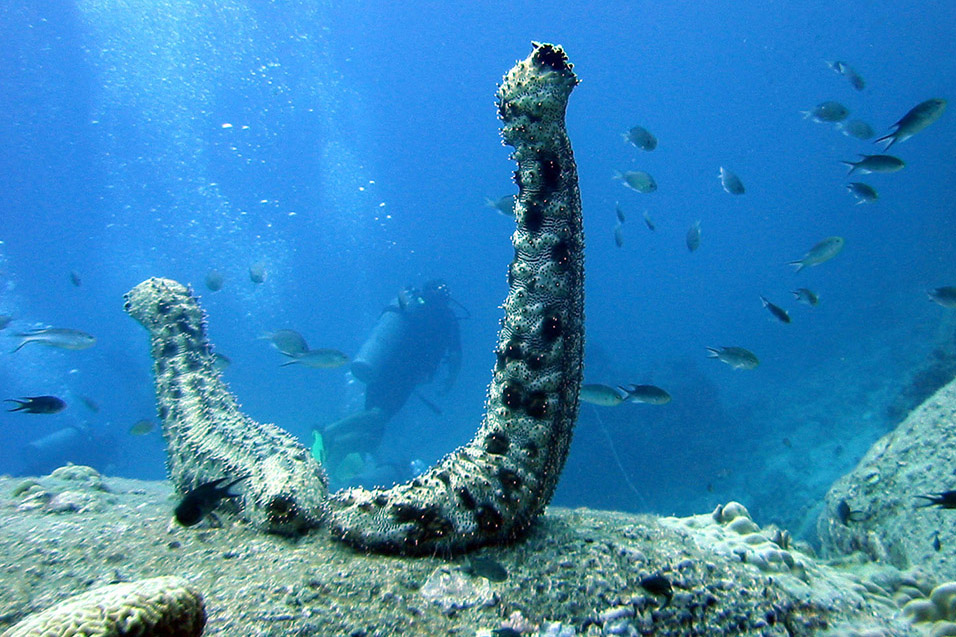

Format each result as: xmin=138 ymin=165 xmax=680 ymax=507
xmin=705 ymin=348 xmax=719 ymax=358
xmin=612 ymin=169 xmax=624 ymax=180
xmin=279 ymin=360 xmax=298 ymax=367
xmin=759 ymin=296 xmax=770 ymax=307
xmin=4 ymin=399 xmax=24 ymax=412
xmin=840 ymin=161 xmax=857 ymax=176
xmin=788 ymin=261 xmax=805 ymax=273
xmin=874 ymin=132 xmax=896 ymax=150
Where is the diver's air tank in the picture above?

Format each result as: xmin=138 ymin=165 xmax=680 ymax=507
xmin=351 ymin=289 xmax=418 ymax=385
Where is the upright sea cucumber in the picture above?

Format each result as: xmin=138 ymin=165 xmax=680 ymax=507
xmin=124 ymin=42 xmax=584 ymax=555
xmin=327 ymin=42 xmax=584 ymax=553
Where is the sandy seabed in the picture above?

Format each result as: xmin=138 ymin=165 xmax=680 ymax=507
xmin=0 ymin=467 xmax=921 ymax=636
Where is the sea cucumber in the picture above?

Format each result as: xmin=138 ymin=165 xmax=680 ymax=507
xmin=124 ymin=42 xmax=584 ymax=555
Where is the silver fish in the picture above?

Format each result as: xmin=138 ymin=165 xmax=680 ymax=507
xmin=840 ymin=120 xmax=874 ymax=140
xmin=613 ymin=223 xmax=624 ymax=248
xmin=760 ymin=296 xmax=791 ymax=324
xmin=876 ymin=98 xmax=947 ymax=150
xmin=622 ymin=125 xmax=657 ymax=151
xmin=928 ymin=287 xmax=956 ymax=309
xmin=841 ymin=154 xmax=904 ymax=176
xmin=826 ymin=61 xmax=865 ymax=91
xmin=614 ymin=170 xmax=657 ymax=193
xmin=846 ymin=182 xmax=878 ymax=204
xmin=792 ymin=288 xmax=819 ymax=307
xmin=642 ymin=210 xmax=655 ymax=231
xmin=686 ymin=220 xmax=701 ymax=252
xmin=618 ymin=384 xmax=671 ymax=405
xmin=789 ymin=236 xmax=844 ymax=272
xmin=13 ymin=328 xmax=96 ymax=353
xmin=280 ymin=348 xmax=349 ymax=369
xmin=804 ymin=100 xmax=850 ymax=123
xmin=615 ymin=203 xmax=626 ymax=224
xmin=706 ymin=346 xmax=759 ymax=370
xmin=579 ymin=384 xmax=625 ymax=407
xmin=260 ymin=329 xmax=310 ymax=357
xmin=719 ymin=167 xmax=745 ymax=195
xmin=485 ymin=195 xmax=516 ymax=217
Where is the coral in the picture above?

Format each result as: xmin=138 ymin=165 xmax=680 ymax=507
xmin=124 ymin=43 xmax=585 ymax=555
xmin=1 ymin=576 xmax=205 ymax=636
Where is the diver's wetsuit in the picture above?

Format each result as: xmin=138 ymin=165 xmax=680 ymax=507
xmin=323 ymin=281 xmax=461 ymax=469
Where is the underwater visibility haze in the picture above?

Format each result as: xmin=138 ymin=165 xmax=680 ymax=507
xmin=1 ymin=0 xmax=955 ymax=558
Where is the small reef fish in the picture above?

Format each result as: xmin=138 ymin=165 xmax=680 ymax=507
xmin=78 ymin=394 xmax=100 ymax=413
xmin=718 ymin=166 xmax=745 ymax=195
xmin=760 ymin=296 xmax=791 ymax=323
xmin=615 ymin=203 xmax=626 ymax=224
xmin=836 ymin=499 xmax=865 ymax=525
xmin=642 ymin=210 xmax=655 ymax=231
xmin=803 ymin=100 xmax=850 ymax=123
xmin=0 ymin=314 xmax=12 ymax=330
xmin=915 ymin=490 xmax=956 ymax=509
xmin=928 ymin=287 xmax=956 ymax=309
xmin=212 ymin=352 xmax=232 ymax=370
xmin=876 ymin=98 xmax=947 ymax=150
xmin=789 ymin=236 xmax=844 ymax=272
xmin=204 ymin=270 xmax=224 ymax=292
xmin=280 ymin=348 xmax=349 ymax=369
xmin=5 ymin=395 xmax=67 ymax=414
xmin=841 ymin=154 xmax=904 ymax=176
xmin=129 ymin=419 xmax=156 ymax=435
xmin=485 ymin=195 xmax=516 ymax=217
xmin=260 ymin=329 xmax=310 ymax=357
xmin=845 ymin=182 xmax=878 ymax=204
xmin=579 ymin=384 xmax=625 ymax=407
xmin=840 ymin=120 xmax=874 ymax=140
xmin=622 ymin=125 xmax=657 ymax=151
xmin=826 ymin=61 xmax=865 ymax=91
xmin=686 ymin=220 xmax=701 ymax=252
xmin=69 ymin=271 xmax=82 ymax=287
xmin=175 ymin=476 xmax=248 ymax=527
xmin=706 ymin=346 xmax=759 ymax=370
xmin=13 ymin=328 xmax=96 ymax=353
xmin=249 ymin=263 xmax=267 ymax=284
xmin=462 ymin=556 xmax=508 ymax=582
xmin=792 ymin=288 xmax=819 ymax=307
xmin=618 ymin=384 xmax=671 ymax=405
xmin=613 ymin=170 xmax=657 ymax=194
xmin=613 ymin=223 xmax=624 ymax=248
xmin=640 ymin=574 xmax=673 ymax=599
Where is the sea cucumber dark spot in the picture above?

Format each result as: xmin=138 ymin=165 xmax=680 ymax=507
xmin=551 ymin=239 xmax=571 ymax=269
xmin=412 ymin=479 xmax=422 ymax=488
xmin=392 ymin=503 xmax=425 ymax=524
xmin=266 ymin=496 xmax=298 ymax=526
xmin=540 ymin=154 xmax=561 ymax=189
xmin=526 ymin=353 xmax=545 ymax=371
xmin=504 ymin=339 xmax=524 ymax=361
xmin=157 ymin=301 xmax=171 ymax=315
xmin=498 ymin=469 xmax=522 ymax=492
xmin=186 ymin=356 xmax=201 ymax=372
xmin=436 ymin=471 xmax=451 ymax=486
xmin=523 ymin=201 xmax=544 ymax=233
xmin=542 ymin=312 xmax=562 ymax=342
xmin=508 ymin=262 xmax=517 ymax=287
xmin=158 ymin=405 xmax=168 ymax=420
xmin=475 ymin=504 xmax=504 ymax=534
xmin=456 ymin=486 xmax=477 ymax=510
xmin=526 ymin=391 xmax=549 ymax=419
xmin=502 ymin=382 xmax=524 ymax=409
xmin=485 ymin=431 xmax=510 ymax=455
xmin=374 ymin=495 xmax=390 ymax=507
xmin=524 ymin=441 xmax=539 ymax=459
xmin=161 ymin=341 xmax=178 ymax=358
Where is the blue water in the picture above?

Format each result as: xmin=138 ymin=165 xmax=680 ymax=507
xmin=1 ymin=1 xmax=953 ymax=540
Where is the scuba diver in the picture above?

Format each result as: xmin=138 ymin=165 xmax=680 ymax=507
xmin=321 ymin=279 xmax=463 ymax=480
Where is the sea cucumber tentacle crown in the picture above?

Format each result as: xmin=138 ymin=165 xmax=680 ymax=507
xmin=123 ymin=42 xmax=583 ymax=555
xmin=326 ymin=42 xmax=584 ymax=554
